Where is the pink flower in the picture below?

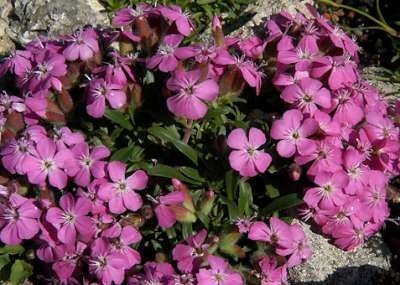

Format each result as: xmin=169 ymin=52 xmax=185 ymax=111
xmin=112 ymin=5 xmax=152 ymax=26
xmin=129 ymin=261 xmax=176 ymax=284
xmin=24 ymin=138 xmax=73 ymax=189
xmin=97 ymin=161 xmax=148 ymax=214
xmin=160 ymin=5 xmax=194 ymax=36
xmin=1 ymin=137 xmax=34 ymax=175
xmin=235 ymin=58 xmax=263 ymax=95
xmin=295 ymin=140 xmax=343 ymax=176
xmin=304 ymin=171 xmax=348 ymax=209
xmin=29 ymin=51 xmax=67 ymax=92
xmin=311 ymin=55 xmax=358 ymax=90
xmin=270 ymin=109 xmax=318 ymax=158
xmin=343 ymin=147 xmax=368 ymax=195
xmin=153 ymin=191 xmax=184 ymax=229
xmin=67 ymin=142 xmax=110 ymax=187
xmin=227 ymin=128 xmax=272 ymax=177
xmin=358 ymin=171 xmax=389 ymax=223
xmin=52 ymin=241 xmax=87 ymax=281
xmin=331 ymin=88 xmax=364 ymax=126
xmin=86 ymin=78 xmax=127 ymax=118
xmin=0 ymin=193 xmax=41 ymax=245
xmin=46 ymin=193 xmax=94 ymax=244
xmin=172 ymin=229 xmax=209 ymax=273
xmin=147 ymin=34 xmax=184 ymax=72
xmin=276 ymin=224 xmax=312 ymax=267
xmin=63 ymin=28 xmax=99 ymax=61
xmin=277 ymin=36 xmax=319 ymax=71
xmin=333 ymin=218 xmax=378 ymax=251
xmin=166 ymin=69 xmax=219 ymax=120
xmin=258 ymin=256 xmax=288 ymax=285
xmin=248 ymin=217 xmax=291 ymax=246
xmin=52 ymin=126 xmax=85 ymax=149
xmin=280 ymin=78 xmax=331 ymax=116
xmin=103 ymin=223 xmax=142 ymax=268
xmin=365 ymin=111 xmax=398 ymax=141
xmin=197 ymin=255 xmax=243 ymax=285
xmin=0 ymin=91 xmax=26 ymax=114
xmin=89 ymin=238 xmax=127 ymax=285
xmin=0 ymin=50 xmax=32 ymax=76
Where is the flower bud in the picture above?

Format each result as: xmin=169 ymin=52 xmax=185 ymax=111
xmin=212 ymin=16 xmax=224 ymax=47
xmin=199 ymin=190 xmax=215 ymax=216
xmin=288 ymin=163 xmax=301 ymax=181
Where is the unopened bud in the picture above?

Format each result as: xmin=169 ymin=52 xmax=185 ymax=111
xmin=288 ymin=163 xmax=301 ymax=181
xmin=211 ymin=15 xmax=224 ymax=47
xmin=199 ymin=190 xmax=215 ymax=216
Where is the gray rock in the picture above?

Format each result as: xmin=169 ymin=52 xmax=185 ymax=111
xmin=0 ymin=0 xmax=14 ymax=55
xmin=363 ymin=66 xmax=400 ymax=105
xmin=289 ymin=221 xmax=391 ymax=285
xmin=0 ymin=0 xmax=108 ymax=51
xmin=227 ymin=0 xmax=314 ymax=37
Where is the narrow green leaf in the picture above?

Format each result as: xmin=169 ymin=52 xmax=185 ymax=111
xmin=10 ymin=260 xmax=33 ymax=285
xmin=0 ymin=254 xmax=10 ymax=271
xmin=197 ymin=212 xmax=210 ymax=228
xmin=220 ymin=195 xmax=238 ymax=220
xmin=146 ymin=164 xmax=201 ymax=185
xmin=149 ymin=126 xmax=198 ymax=165
xmin=225 ymin=171 xmax=235 ymax=201
xmin=238 ymin=180 xmax=252 ymax=216
xmin=260 ymin=193 xmax=303 ymax=216
xmin=110 ymin=145 xmax=134 ymax=162
xmin=181 ymin=223 xmax=193 ymax=240
xmin=104 ymin=109 xmax=133 ymax=130
xmin=179 ymin=167 xmax=205 ymax=183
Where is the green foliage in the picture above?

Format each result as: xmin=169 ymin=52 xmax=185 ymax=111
xmin=100 ymin=0 xmax=255 ymax=34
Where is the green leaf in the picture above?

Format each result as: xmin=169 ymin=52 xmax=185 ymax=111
xmin=265 ymin=184 xmax=280 ymax=199
xmin=260 ymin=193 xmax=303 ymax=216
xmin=220 ymin=195 xmax=238 ymax=220
xmin=149 ymin=126 xmax=198 ymax=165
xmin=238 ymin=180 xmax=253 ymax=216
xmin=225 ymin=171 xmax=235 ymax=201
xmin=197 ymin=211 xmax=210 ymax=228
xmin=10 ymin=260 xmax=33 ymax=285
xmin=146 ymin=164 xmax=201 ymax=185
xmin=110 ymin=145 xmax=134 ymax=162
xmin=0 ymin=254 xmax=10 ymax=271
xmin=104 ymin=109 xmax=133 ymax=130
xmin=178 ymin=167 xmax=205 ymax=183
xmin=0 ymin=245 xmax=24 ymax=255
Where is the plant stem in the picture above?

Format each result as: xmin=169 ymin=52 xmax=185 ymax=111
xmin=317 ymin=0 xmax=399 ymax=37
xmin=183 ymin=120 xmax=194 ymax=144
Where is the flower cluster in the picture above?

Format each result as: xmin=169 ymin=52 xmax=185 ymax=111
xmin=262 ymin=7 xmax=398 ymax=250
xmin=0 ymin=2 xmax=397 ymax=284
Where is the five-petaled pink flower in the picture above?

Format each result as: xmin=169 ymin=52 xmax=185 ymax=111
xmin=86 ymin=78 xmax=127 ymax=118
xmin=270 ymin=109 xmax=318 ymax=158
xmin=196 ymin=255 xmax=243 ymax=285
xmin=166 ymin=69 xmax=219 ymax=120
xmin=24 ymin=138 xmax=73 ymax=189
xmin=89 ymin=238 xmax=127 ymax=285
xmin=97 ymin=161 xmax=148 ymax=214
xmin=227 ymin=128 xmax=272 ymax=177
xmin=0 ymin=193 xmax=41 ymax=245
xmin=46 ymin=193 xmax=94 ymax=244
xmin=63 ymin=28 xmax=99 ymax=61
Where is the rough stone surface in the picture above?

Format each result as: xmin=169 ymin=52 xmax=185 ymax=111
xmin=289 ymin=221 xmax=391 ymax=285
xmin=0 ymin=0 xmax=108 ymax=53
xmin=0 ymin=0 xmax=14 ymax=55
xmin=227 ymin=0 xmax=314 ymax=37
xmin=363 ymin=66 xmax=400 ymax=105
